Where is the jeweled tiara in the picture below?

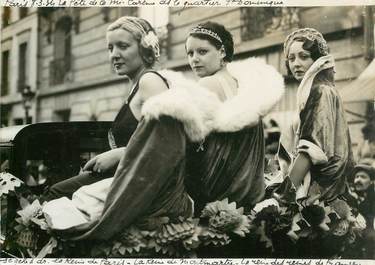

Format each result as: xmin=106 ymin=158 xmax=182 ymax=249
xmin=190 ymin=26 xmax=222 ymax=44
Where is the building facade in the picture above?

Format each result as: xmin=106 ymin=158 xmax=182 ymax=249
xmin=1 ymin=6 xmax=373 ymax=151
xmin=0 ymin=7 xmax=38 ymax=126
xmin=36 ymin=7 xmax=170 ymax=123
xmin=166 ymin=6 xmax=373 ymax=150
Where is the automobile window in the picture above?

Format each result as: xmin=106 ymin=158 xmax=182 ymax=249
xmin=20 ymin=129 xmax=109 ymax=188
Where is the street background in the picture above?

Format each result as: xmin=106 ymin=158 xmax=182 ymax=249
xmin=0 ymin=6 xmax=374 ymax=159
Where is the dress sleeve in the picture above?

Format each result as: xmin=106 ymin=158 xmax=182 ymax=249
xmin=298 ymin=85 xmax=337 ymax=164
xmin=73 ymin=116 xmax=187 ymax=240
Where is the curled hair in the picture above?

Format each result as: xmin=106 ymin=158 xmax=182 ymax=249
xmin=188 ymin=21 xmax=234 ymax=62
xmin=107 ymin=16 xmax=158 ymax=67
xmin=285 ymin=36 xmax=334 ymax=82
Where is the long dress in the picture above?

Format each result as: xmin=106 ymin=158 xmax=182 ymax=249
xmin=46 ymin=73 xmax=142 ymax=200
xmin=251 ymin=56 xmax=359 ymax=258
xmin=45 ymin=71 xmax=196 ymax=240
xmin=297 ymin=72 xmax=354 ymax=201
xmin=186 ymin=58 xmax=285 ymax=214
xmin=186 ymin=73 xmax=265 ymax=213
xmin=184 ymin=59 xmax=284 ymax=258
xmin=285 ymin=55 xmax=355 ymax=202
xmin=46 ymin=70 xmax=225 ymax=243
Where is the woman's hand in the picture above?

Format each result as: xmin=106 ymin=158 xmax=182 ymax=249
xmin=83 ymin=147 xmax=125 ymax=174
xmin=289 ymin=152 xmax=312 ymax=187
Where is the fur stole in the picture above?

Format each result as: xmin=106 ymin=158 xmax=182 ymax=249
xmin=141 ymin=58 xmax=284 ymax=142
xmin=215 ymin=58 xmax=284 ymax=132
xmin=142 ymin=70 xmax=220 ymax=142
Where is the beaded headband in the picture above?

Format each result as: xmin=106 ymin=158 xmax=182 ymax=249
xmin=284 ymin=28 xmax=329 ymax=58
xmin=190 ymin=25 xmax=223 ymax=44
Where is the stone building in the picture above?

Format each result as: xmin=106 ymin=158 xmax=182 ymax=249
xmin=166 ymin=6 xmax=374 ymax=151
xmin=0 ymin=7 xmax=39 ymax=126
xmin=1 ymin=6 xmax=374 ymax=152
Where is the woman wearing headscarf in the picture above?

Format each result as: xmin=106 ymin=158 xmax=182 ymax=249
xmin=275 ymin=28 xmax=355 ymax=203
xmin=252 ymin=28 xmax=359 ymax=258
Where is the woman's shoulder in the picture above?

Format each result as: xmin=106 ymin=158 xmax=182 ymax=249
xmin=138 ymin=71 xmax=169 ymax=100
xmin=198 ymin=74 xmax=226 ymax=101
xmin=139 ymin=71 xmax=168 ymax=87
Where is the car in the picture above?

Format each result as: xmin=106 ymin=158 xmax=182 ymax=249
xmin=0 ymin=121 xmax=112 ymax=186
xmin=0 ymin=121 xmax=113 ymax=257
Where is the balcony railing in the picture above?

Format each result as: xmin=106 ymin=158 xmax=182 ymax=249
xmin=49 ymin=57 xmax=71 ymax=86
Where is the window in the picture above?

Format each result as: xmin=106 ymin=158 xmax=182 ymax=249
xmin=18 ymin=42 xmax=28 ymax=92
xmin=50 ymin=16 xmax=72 ymax=85
xmin=1 ymin=50 xmax=10 ymax=96
xmin=2 ymin=7 xmax=11 ymax=27
xmin=19 ymin=8 xmax=28 ymax=19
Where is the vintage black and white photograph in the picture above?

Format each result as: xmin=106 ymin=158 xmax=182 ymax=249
xmin=0 ymin=3 xmax=374 ymax=260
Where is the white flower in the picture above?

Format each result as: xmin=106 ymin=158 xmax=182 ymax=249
xmin=17 ymin=199 xmax=43 ymax=226
xmin=142 ymin=31 xmax=160 ymax=58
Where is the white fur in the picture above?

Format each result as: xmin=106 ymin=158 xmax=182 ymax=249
xmin=214 ymin=58 xmax=285 ymax=132
xmin=141 ymin=58 xmax=284 ymax=141
xmin=142 ymin=70 xmax=221 ymax=142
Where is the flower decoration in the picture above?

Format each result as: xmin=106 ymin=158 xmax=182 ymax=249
xmin=251 ymin=198 xmax=280 ymax=216
xmin=0 ymin=172 xmax=23 ymax=196
xmin=201 ymin=198 xmax=250 ymax=237
xmin=352 ymin=213 xmax=366 ymax=230
xmin=154 ymin=217 xmax=198 ymax=245
xmin=113 ymin=226 xmax=148 ymax=255
xmin=91 ymin=226 xmax=151 ymax=258
xmin=141 ymin=31 xmax=160 ymax=58
xmin=151 ymin=217 xmax=200 ymax=256
xmin=16 ymin=199 xmax=44 ymax=227
xmin=301 ymin=205 xmax=328 ymax=227
xmin=330 ymin=199 xmax=354 ymax=221
xmin=198 ymin=226 xmax=231 ymax=246
xmin=289 ymin=198 xmax=332 ymax=239
xmin=182 ymin=226 xmax=201 ymax=251
xmin=250 ymin=197 xmax=292 ymax=236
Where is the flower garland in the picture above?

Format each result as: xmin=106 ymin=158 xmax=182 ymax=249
xmin=1 ymin=172 xmax=368 ymax=258
xmin=1 ymin=174 xmax=251 ymax=258
xmin=250 ymin=176 xmax=366 ymax=258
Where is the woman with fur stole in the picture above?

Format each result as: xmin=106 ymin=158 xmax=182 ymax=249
xmin=184 ymin=22 xmax=284 ymax=214
xmin=42 ymin=19 xmax=284 ymax=257
xmin=42 ymin=16 xmax=201 ymax=246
